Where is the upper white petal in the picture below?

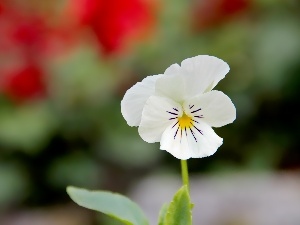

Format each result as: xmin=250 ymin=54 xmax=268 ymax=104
xmin=160 ymin=121 xmax=223 ymax=159
xmin=184 ymin=90 xmax=236 ymax=128
xmin=138 ymin=96 xmax=182 ymax=143
xmin=180 ymin=55 xmax=229 ymax=97
xmin=121 ymin=75 xmax=162 ymax=126
xmin=164 ymin=63 xmax=181 ymax=76
xmin=155 ymin=73 xmax=186 ymax=103
xmin=154 ymin=55 xmax=229 ymax=102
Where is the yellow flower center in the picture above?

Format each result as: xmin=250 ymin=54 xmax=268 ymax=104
xmin=178 ymin=113 xmax=193 ymax=129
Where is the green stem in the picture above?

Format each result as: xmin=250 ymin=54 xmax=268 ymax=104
xmin=181 ymin=160 xmax=189 ymax=191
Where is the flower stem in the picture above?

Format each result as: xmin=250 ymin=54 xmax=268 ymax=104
xmin=181 ymin=160 xmax=189 ymax=190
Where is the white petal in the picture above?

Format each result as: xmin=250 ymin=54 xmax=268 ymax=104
xmin=121 ymin=75 xmax=162 ymax=126
xmin=160 ymin=124 xmax=192 ymax=160
xmin=180 ymin=55 xmax=230 ymax=97
xmin=187 ymin=122 xmax=223 ymax=158
xmin=138 ymin=96 xmax=182 ymax=143
xmin=155 ymin=73 xmax=186 ymax=103
xmin=184 ymin=90 xmax=236 ymax=128
xmin=164 ymin=63 xmax=181 ymax=76
xmin=160 ymin=122 xmax=223 ymax=159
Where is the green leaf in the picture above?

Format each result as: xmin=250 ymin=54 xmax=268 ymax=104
xmin=164 ymin=185 xmax=192 ymax=225
xmin=67 ymin=186 xmax=149 ymax=225
xmin=158 ymin=203 xmax=168 ymax=225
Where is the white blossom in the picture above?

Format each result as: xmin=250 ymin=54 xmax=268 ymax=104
xmin=121 ymin=55 xmax=236 ymax=159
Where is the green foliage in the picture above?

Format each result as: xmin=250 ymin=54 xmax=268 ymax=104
xmin=0 ymin=103 xmax=57 ymax=154
xmin=66 ymin=185 xmax=194 ymax=225
xmin=158 ymin=203 xmax=168 ymax=225
xmin=164 ymin=185 xmax=192 ymax=225
xmin=0 ymin=163 xmax=29 ymax=208
xmin=66 ymin=186 xmax=149 ymax=225
xmin=47 ymin=152 xmax=101 ymax=188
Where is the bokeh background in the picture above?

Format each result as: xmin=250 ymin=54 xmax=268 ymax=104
xmin=0 ymin=0 xmax=300 ymax=224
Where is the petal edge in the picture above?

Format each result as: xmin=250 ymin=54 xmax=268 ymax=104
xmin=121 ymin=75 xmax=162 ymax=126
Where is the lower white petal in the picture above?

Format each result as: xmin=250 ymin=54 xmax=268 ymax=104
xmin=160 ymin=121 xmax=223 ymax=159
xmin=121 ymin=75 xmax=162 ymax=126
xmin=160 ymin=123 xmax=193 ymax=159
xmin=138 ymin=96 xmax=182 ymax=143
xmin=184 ymin=90 xmax=236 ymax=128
xmin=187 ymin=122 xmax=223 ymax=158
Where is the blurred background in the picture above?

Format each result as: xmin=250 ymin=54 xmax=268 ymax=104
xmin=0 ymin=0 xmax=300 ymax=224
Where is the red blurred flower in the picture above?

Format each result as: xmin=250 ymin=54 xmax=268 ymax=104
xmin=0 ymin=2 xmax=73 ymax=57
xmin=0 ymin=2 xmax=74 ymax=103
xmin=0 ymin=4 xmax=3 ymax=16
xmin=0 ymin=62 xmax=47 ymax=102
xmin=193 ymin=0 xmax=251 ymax=31
xmin=66 ymin=0 xmax=155 ymax=55
xmin=12 ymin=16 xmax=49 ymax=54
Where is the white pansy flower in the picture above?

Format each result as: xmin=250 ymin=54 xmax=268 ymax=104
xmin=121 ymin=55 xmax=236 ymax=159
